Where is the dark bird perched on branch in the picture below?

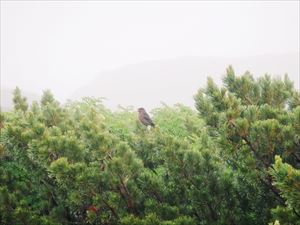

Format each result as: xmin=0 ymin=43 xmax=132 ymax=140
xmin=138 ymin=108 xmax=155 ymax=127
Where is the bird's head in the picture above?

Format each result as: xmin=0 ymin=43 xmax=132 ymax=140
xmin=138 ymin=107 xmax=145 ymax=113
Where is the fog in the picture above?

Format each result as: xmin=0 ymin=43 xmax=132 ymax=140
xmin=1 ymin=1 xmax=299 ymax=110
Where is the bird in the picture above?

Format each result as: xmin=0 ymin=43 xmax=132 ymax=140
xmin=138 ymin=108 xmax=155 ymax=127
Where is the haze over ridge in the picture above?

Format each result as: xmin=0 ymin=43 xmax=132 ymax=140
xmin=71 ymin=52 xmax=300 ymax=110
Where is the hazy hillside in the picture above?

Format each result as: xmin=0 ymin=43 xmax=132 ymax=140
xmin=1 ymin=53 xmax=298 ymax=111
xmin=71 ymin=53 xmax=299 ymax=110
xmin=0 ymin=88 xmax=39 ymax=112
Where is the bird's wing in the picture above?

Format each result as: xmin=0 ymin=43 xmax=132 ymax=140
xmin=143 ymin=112 xmax=154 ymax=125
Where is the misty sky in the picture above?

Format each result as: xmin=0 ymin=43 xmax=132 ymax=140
xmin=1 ymin=1 xmax=299 ymax=106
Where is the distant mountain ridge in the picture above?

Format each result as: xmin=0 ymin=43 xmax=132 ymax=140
xmin=71 ymin=53 xmax=299 ymax=110
xmin=1 ymin=53 xmax=298 ymax=111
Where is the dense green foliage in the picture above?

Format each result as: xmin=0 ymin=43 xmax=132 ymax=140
xmin=194 ymin=67 xmax=300 ymax=225
xmin=1 ymin=68 xmax=299 ymax=225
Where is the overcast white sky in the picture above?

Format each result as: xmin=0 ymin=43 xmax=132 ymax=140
xmin=1 ymin=1 xmax=299 ymax=105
